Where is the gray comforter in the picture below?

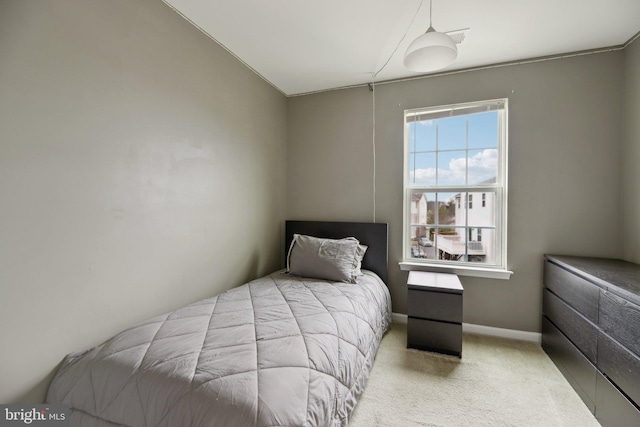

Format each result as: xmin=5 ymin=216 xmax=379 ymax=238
xmin=46 ymin=270 xmax=392 ymax=427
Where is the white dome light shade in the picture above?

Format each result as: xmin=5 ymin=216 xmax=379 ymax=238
xmin=404 ymin=29 xmax=458 ymax=72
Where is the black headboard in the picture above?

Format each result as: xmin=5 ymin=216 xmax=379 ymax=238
xmin=285 ymin=220 xmax=388 ymax=283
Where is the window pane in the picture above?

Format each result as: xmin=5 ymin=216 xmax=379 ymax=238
xmin=438 ymin=116 xmax=466 ymax=150
xmin=468 ymin=111 xmax=498 ymax=149
xmin=437 ymin=192 xmax=458 ymax=225
xmin=426 ymin=192 xmax=436 ymax=225
xmin=467 ymin=148 xmax=498 ymax=185
xmin=415 ymin=120 xmax=436 ymax=152
xmin=410 ymin=152 xmax=436 ymax=186
xmin=468 ymin=228 xmax=495 ymax=264
xmin=408 ymin=122 xmax=416 ymax=152
xmin=434 ymin=227 xmax=496 ymax=264
xmin=409 ymin=225 xmax=436 ymax=260
xmin=437 ymin=150 xmax=467 ymax=185
xmin=409 ymin=153 xmax=414 ymax=181
xmin=435 ymin=227 xmax=467 ymax=262
xmin=409 ymin=191 xmax=436 ymax=226
xmin=467 ymin=191 xmax=495 ymax=227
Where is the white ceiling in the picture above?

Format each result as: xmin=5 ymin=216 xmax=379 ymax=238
xmin=164 ymin=0 xmax=640 ymax=96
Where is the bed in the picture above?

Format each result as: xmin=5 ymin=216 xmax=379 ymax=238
xmin=46 ymin=220 xmax=391 ymax=427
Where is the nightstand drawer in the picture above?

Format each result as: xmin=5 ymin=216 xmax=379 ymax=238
xmin=408 ymin=289 xmax=462 ymax=323
xmin=408 ymin=317 xmax=462 ymax=357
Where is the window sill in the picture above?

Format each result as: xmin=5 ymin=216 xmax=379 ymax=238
xmin=399 ymin=261 xmax=513 ymax=280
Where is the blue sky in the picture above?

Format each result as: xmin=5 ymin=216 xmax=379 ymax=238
xmin=409 ymin=111 xmax=498 ymax=186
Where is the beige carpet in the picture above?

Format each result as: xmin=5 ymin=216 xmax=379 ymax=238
xmin=350 ymin=323 xmax=601 ymax=427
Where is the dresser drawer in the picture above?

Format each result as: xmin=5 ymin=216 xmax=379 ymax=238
xmin=599 ymin=290 xmax=640 ymax=357
xmin=541 ymin=316 xmax=596 ymax=412
xmin=544 ymin=261 xmax=599 ymax=323
xmin=543 ymin=289 xmax=597 ymax=362
xmin=598 ymin=332 xmax=640 ymax=407
xmin=407 ymin=289 xmax=462 ymax=324
xmin=408 ymin=317 xmax=462 ymax=357
xmin=596 ymin=371 xmax=640 ymax=427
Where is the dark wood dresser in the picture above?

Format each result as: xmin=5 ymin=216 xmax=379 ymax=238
xmin=542 ymin=255 xmax=640 ymax=427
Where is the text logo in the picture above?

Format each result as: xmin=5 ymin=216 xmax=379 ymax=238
xmin=0 ymin=405 xmax=69 ymax=427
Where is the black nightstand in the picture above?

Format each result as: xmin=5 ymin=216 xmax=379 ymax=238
xmin=407 ymin=271 xmax=463 ymax=357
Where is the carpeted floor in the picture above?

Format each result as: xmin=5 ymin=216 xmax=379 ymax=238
xmin=350 ymin=323 xmax=601 ymax=427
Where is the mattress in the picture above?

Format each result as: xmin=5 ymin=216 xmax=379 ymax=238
xmin=46 ymin=270 xmax=392 ymax=427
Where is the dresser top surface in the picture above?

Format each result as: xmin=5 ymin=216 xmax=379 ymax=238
xmin=545 ymin=255 xmax=640 ymax=305
xmin=407 ymin=271 xmax=463 ymax=293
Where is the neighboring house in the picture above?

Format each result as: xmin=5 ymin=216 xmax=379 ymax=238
xmin=442 ymin=177 xmax=496 ymax=263
xmin=410 ymin=192 xmax=428 ymax=240
xmin=410 ymin=179 xmax=497 ymax=263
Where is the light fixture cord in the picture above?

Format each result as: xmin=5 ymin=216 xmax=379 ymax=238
xmin=369 ymin=0 xmax=425 ymax=222
xmin=372 ymin=83 xmax=376 ymax=223
xmin=372 ymin=0 xmax=424 ymax=81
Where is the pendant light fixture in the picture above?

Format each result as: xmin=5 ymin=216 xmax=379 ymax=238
xmin=404 ymin=0 xmax=457 ymax=72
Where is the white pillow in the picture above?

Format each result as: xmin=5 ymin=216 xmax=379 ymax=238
xmin=286 ymin=234 xmax=367 ymax=283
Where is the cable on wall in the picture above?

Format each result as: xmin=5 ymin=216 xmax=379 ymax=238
xmin=370 ymin=82 xmax=377 ymax=223
xmin=369 ymin=0 xmax=425 ymax=223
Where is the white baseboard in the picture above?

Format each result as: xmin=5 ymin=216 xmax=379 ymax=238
xmin=462 ymin=323 xmax=541 ymax=343
xmin=392 ymin=312 xmax=408 ymax=324
xmin=391 ymin=312 xmax=541 ymax=344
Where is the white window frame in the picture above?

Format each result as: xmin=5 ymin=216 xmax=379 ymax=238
xmin=399 ymin=99 xmax=512 ymax=279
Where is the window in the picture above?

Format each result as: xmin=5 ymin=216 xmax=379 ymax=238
xmin=403 ymin=99 xmax=508 ymax=274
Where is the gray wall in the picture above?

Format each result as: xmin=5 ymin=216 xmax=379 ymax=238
xmin=623 ymin=38 xmax=640 ymax=263
xmin=288 ymin=52 xmax=624 ymax=332
xmin=0 ymin=0 xmax=287 ymax=403
xmin=0 ymin=0 xmax=635 ymax=405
